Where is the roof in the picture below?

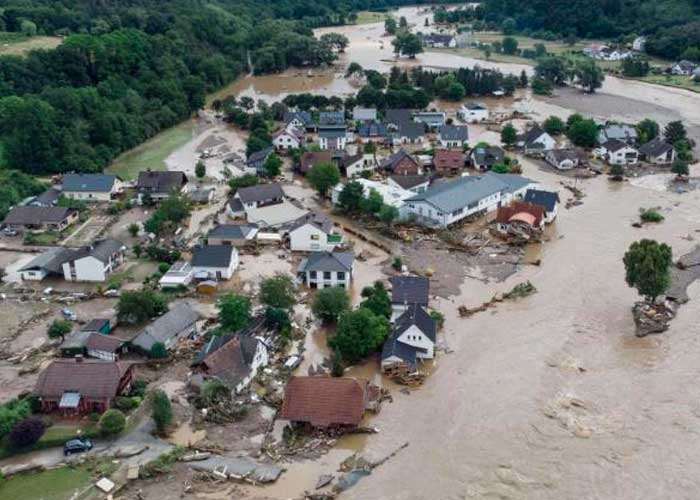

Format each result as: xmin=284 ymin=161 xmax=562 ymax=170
xmin=31 ymin=187 xmax=61 ymax=207
xmin=438 ymin=125 xmax=469 ymax=142
xmin=20 ymin=247 xmax=73 ymax=274
xmin=279 ymin=377 xmax=368 ymax=427
xmin=197 ymin=335 xmax=260 ymax=386
xmin=66 ymin=239 xmax=125 ymax=265
xmin=3 ymin=206 xmax=76 ymax=225
xmin=63 ymin=174 xmax=117 ymax=193
xmin=247 ymin=147 xmax=273 ymax=167
xmin=380 ymin=149 xmax=420 ymax=171
xmin=390 ymin=276 xmax=430 ymax=306
xmin=638 ymin=138 xmax=674 ymax=157
xmin=434 ymin=149 xmax=465 ymax=170
xmin=285 ymin=211 xmax=334 ymax=234
xmin=283 ymin=111 xmax=312 ymax=126
xmin=236 ymin=183 xmax=284 ymax=204
xmin=85 ymin=333 xmax=125 ymax=353
xmin=395 ymin=121 xmax=425 ymax=139
xmin=34 ymin=359 xmax=132 ymax=400
xmin=207 ymin=224 xmax=258 ymax=241
xmin=389 ymin=175 xmax=429 ymax=190
xmin=132 ymin=302 xmax=199 ymax=351
xmin=357 ymin=121 xmax=387 ymax=137
xmin=338 ymin=153 xmax=364 ymax=169
xmin=495 ymin=201 xmax=545 ymax=227
xmin=517 ymin=126 xmax=548 ymax=146
xmin=547 ymin=148 xmax=580 ymax=163
xmin=353 ymin=107 xmax=377 ymax=121
xmin=599 ymin=124 xmax=637 ymax=142
xmin=319 ymin=111 xmax=345 ymax=126
xmin=300 ymin=151 xmax=332 ymax=173
xmin=82 ymin=319 xmax=111 ymax=333
xmin=191 ymin=245 xmax=236 ymax=268
xmin=136 ymin=171 xmax=187 ymax=193
xmin=381 ymin=336 xmax=418 ymax=369
xmin=423 ymin=33 xmax=454 ymax=44
xmin=193 ymin=315 xmax=266 ymax=365
xmin=471 ymin=146 xmax=504 ymax=166
xmin=384 ymin=109 xmax=413 ymax=125
xmin=273 ymin=127 xmax=303 ymax=142
xmin=393 ymin=304 xmax=437 ymax=343
xmin=463 ymin=102 xmax=487 ymax=110
xmin=602 ymin=138 xmax=633 ymax=152
xmin=319 ymin=128 xmax=347 ymax=139
xmin=524 ymin=189 xmax=560 ymax=212
xmin=245 ymin=200 xmax=307 ymax=228
xmin=299 ymin=251 xmax=354 ymax=273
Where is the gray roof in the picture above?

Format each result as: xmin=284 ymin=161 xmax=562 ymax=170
xmin=66 ymin=239 xmax=124 ymax=264
xmin=283 ymin=111 xmax=312 ymax=126
xmin=517 ymin=126 xmax=548 ymax=146
xmin=285 ymin=212 xmax=334 ymax=234
xmin=193 ymin=315 xmax=265 ymax=365
xmin=389 ymin=175 xmax=429 ymax=190
xmin=3 ymin=206 xmax=76 ymax=225
xmin=247 ymin=147 xmax=273 ymax=167
xmin=30 ymin=188 xmax=61 ymax=207
xmin=393 ymin=304 xmax=437 ymax=343
xmin=547 ymin=148 xmax=580 ymax=163
xmin=63 ymin=174 xmax=117 ymax=193
xmin=132 ymin=302 xmax=199 ymax=351
xmin=423 ymin=33 xmax=454 ymax=45
xmin=319 ymin=111 xmax=345 ymax=126
xmin=299 ymin=252 xmax=354 ymax=273
xmin=438 ymin=125 xmax=469 ymax=142
xmin=471 ymin=146 xmax=504 ymax=167
xmin=639 ymin=138 xmax=673 ymax=157
xmin=381 ymin=335 xmax=418 ymax=368
xmin=236 ymin=183 xmax=284 ymax=204
xmin=524 ymin=189 xmax=560 ymax=212
xmin=602 ymin=138 xmax=633 ymax=152
xmin=464 ymin=102 xmax=487 ymax=110
xmin=20 ymin=240 xmax=123 ymax=273
xmin=191 ymin=245 xmax=236 ymax=268
xmin=380 ymin=149 xmax=420 ymax=170
xmin=207 ymin=224 xmax=258 ymax=240
xmin=319 ymin=128 xmax=347 ymax=139
xmin=82 ymin=319 xmax=111 ymax=333
xmin=353 ymin=107 xmax=377 ymax=121
xmin=599 ymin=124 xmax=637 ymax=143
xmin=136 ymin=171 xmax=187 ymax=193
xmin=390 ymin=276 xmax=430 ymax=306
xmin=385 ymin=109 xmax=413 ymax=125
xmin=20 ymin=247 xmax=73 ymax=274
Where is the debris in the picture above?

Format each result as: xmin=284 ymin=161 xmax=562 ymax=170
xmin=315 ymin=474 xmax=334 ymax=489
xmin=632 ymin=301 xmax=677 ymax=337
xmin=126 ymin=464 xmax=140 ymax=480
xmin=459 ymin=282 xmax=537 ymax=317
xmin=95 ymin=477 xmax=115 ymax=493
xmin=180 ymin=451 xmax=212 ymax=462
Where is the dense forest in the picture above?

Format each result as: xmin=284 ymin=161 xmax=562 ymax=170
xmin=481 ymin=0 xmax=700 ymax=60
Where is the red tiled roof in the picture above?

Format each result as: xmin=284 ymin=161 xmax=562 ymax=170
xmin=34 ymin=359 xmax=132 ymax=400
xmin=495 ymin=201 xmax=545 ymax=227
xmin=433 ymin=149 xmax=465 ymax=171
xmin=279 ymin=376 xmax=367 ymax=427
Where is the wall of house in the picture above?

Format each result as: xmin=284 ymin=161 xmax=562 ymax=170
xmin=289 ymin=224 xmax=338 ymax=252
xmin=459 ymin=108 xmax=488 ymax=123
xmin=609 ymin=148 xmax=638 ymax=165
xmin=397 ymin=324 xmax=434 ymax=359
xmin=87 ymin=348 xmax=117 ymax=361
xmin=20 ymin=269 xmax=48 ymax=281
xmin=63 ymin=256 xmax=107 ymax=282
xmin=192 ymin=259 xmax=238 ymax=280
xmin=65 ymin=191 xmax=112 ymax=202
xmin=304 ymin=268 xmax=352 ymax=288
xmin=403 ymin=191 xmax=503 ymax=228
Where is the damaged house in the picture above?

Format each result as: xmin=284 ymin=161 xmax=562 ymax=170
xmin=132 ymin=302 xmax=199 ymax=356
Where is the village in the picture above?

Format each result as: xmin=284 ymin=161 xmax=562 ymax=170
xmin=0 ymin=4 xmax=700 ymax=500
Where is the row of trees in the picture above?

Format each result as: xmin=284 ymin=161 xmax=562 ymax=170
xmin=534 ymin=56 xmax=605 ymax=94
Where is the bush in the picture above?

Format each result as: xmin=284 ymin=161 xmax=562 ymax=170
xmin=99 ymin=409 xmax=126 ymax=436
xmin=312 ymin=287 xmax=350 ymax=323
xmin=158 ymin=262 xmax=170 ymax=274
xmin=149 ymin=342 xmax=168 ymax=359
xmin=0 ymin=398 xmax=32 ymax=438
xmin=429 ymin=310 xmax=445 ymax=329
xmin=392 ymin=256 xmax=403 ymax=271
xmin=114 ymin=396 xmax=139 ymax=412
xmin=8 ymin=417 xmax=45 ymax=448
xmin=260 ymin=275 xmax=296 ymax=310
xmin=151 ymin=390 xmax=173 ymax=436
xmin=640 ymin=209 xmax=664 ymax=223
xmin=130 ymin=379 xmax=147 ymax=398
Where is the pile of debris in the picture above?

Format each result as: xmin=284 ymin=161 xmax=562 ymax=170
xmin=458 ymin=281 xmax=537 ymax=317
xmin=632 ymin=300 xmax=677 ymax=337
xmin=561 ymin=182 xmax=585 ymax=209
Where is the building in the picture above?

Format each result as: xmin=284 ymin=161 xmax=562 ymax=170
xmin=352 ymin=107 xmax=377 ymax=121
xmin=384 ymin=109 xmax=413 ymax=128
xmin=28 ymin=187 xmax=61 ymax=208
xmin=545 ymin=149 xmax=582 ymax=170
xmin=283 ymin=111 xmax=314 ymax=131
xmin=597 ymin=139 xmax=639 ymax=165
xmin=422 ymin=33 xmax=457 ymax=48
xmin=458 ymin=103 xmax=489 ymax=123
xmin=2 ymin=206 xmax=78 ymax=233
xmin=272 ymin=126 xmax=303 ymax=150
xmin=191 ymin=245 xmax=239 ymax=280
xmin=437 ymin=125 xmax=469 ymax=148
xmin=380 ymin=149 xmax=421 ymax=176
xmin=401 ymin=172 xmax=536 ymax=228
xmin=390 ymin=275 xmax=430 ymax=322
xmin=279 ymin=376 xmax=379 ymax=428
xmin=524 ymin=189 xmax=560 ymax=224
xmin=389 ymin=121 xmax=425 ymax=146
xmin=671 ymin=60 xmax=698 ymax=76
xmin=61 ymin=329 xmax=125 ymax=362
xmin=159 ymin=260 xmax=194 ymax=288
xmin=598 ymin=123 xmax=638 ymax=146
xmin=357 ymin=121 xmax=388 ymax=142
xmin=234 ymin=183 xmax=285 ymax=211
xmin=516 ymin=126 xmax=556 ymax=155
xmin=187 ymin=185 xmax=215 ymax=204
xmin=638 ymin=138 xmax=676 ymax=165
xmin=34 ymin=358 xmax=134 ymax=415
xmin=331 ymin=178 xmax=414 ymax=210
xmin=318 ymin=111 xmax=345 ymax=128
xmin=247 ymin=147 xmax=274 ymax=175
xmin=388 ymin=175 xmax=430 ymax=194
xmin=494 ymin=201 xmax=546 ymax=235
xmin=433 ymin=149 xmax=465 ymax=176
xmin=286 ymin=212 xmax=343 ymax=252
xmin=381 ymin=304 xmax=437 ymax=383
xmin=298 ymin=251 xmax=354 ymax=289
xmin=632 ymin=36 xmax=646 ymax=52
xmin=19 ymin=247 xmax=74 ymax=281
xmin=319 ymin=128 xmax=348 ymax=151
xmin=413 ymin=111 xmax=446 ymax=130
xmin=207 ymin=224 xmax=259 ymax=246
xmin=132 ymin=302 xmax=199 ymax=355
xmin=470 ymin=146 xmax=505 ymax=170
xmin=136 ymin=171 xmax=188 ymax=203
xmin=61 ymin=239 xmax=126 ymax=282
xmin=62 ymin=174 xmax=120 ymax=202
xmin=299 ymin=151 xmax=332 ymax=175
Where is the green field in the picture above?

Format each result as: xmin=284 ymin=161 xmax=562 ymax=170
xmin=0 ymin=466 xmax=93 ymax=500
xmin=354 ymin=10 xmax=389 ymax=24
xmin=637 ymin=73 xmax=700 ymax=92
xmin=0 ymin=32 xmax=62 ymax=56
xmin=106 ymin=120 xmax=194 ymax=180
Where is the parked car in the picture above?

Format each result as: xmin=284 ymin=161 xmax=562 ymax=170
xmin=61 ymin=308 xmax=77 ymax=321
xmin=2 ymin=228 xmax=17 ymax=236
xmin=63 ymin=438 xmax=93 ymax=456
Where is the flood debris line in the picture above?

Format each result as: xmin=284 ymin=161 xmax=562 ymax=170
xmin=332 ymin=442 xmax=410 ymax=494
xmin=561 ymin=181 xmax=585 ymax=209
xmin=458 ymin=281 xmax=538 ymax=317
xmin=187 ymin=455 xmax=283 ymax=484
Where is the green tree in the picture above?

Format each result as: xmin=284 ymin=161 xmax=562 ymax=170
xmin=360 ymin=281 xmax=392 ymax=319
xmin=265 ymin=306 xmax=291 ymax=332
xmin=228 ymin=174 xmax=258 ymax=193
xmin=566 ymin=118 xmax=598 ymax=148
xmin=260 ymin=275 xmax=296 ymax=310
xmin=573 ymin=58 xmax=604 ymax=93
xmin=360 ymin=188 xmax=383 ymax=215
xmin=519 ymin=70 xmax=529 ymax=88
xmin=99 ymin=409 xmax=126 ymax=436
xmin=20 ymin=20 xmax=37 ymax=37
xmin=312 ymin=286 xmax=351 ymax=323
xmin=502 ymin=18 xmax=516 ymax=35
xmin=392 ymin=32 xmax=423 ymax=59
xmin=128 ymin=223 xmax=140 ymax=237
xmin=329 ymin=308 xmax=389 ymax=364
xmin=378 ymin=204 xmax=399 ymax=227
xmin=609 ymin=163 xmax=625 ymax=180
xmin=151 ymin=389 xmax=173 ymax=436
xmin=636 ymin=119 xmax=659 ymax=144
xmin=535 ymin=56 xmax=569 ymax=85
xmin=217 ymin=293 xmax=251 ymax=332
xmin=671 ymin=159 xmax=689 ymax=177
xmin=320 ymin=33 xmax=350 ymax=52
xmin=384 ymin=17 xmax=398 ymax=35
xmin=623 ymin=239 xmax=673 ymax=302
xmin=116 ymin=290 xmax=168 ymax=324
xmin=501 ymin=123 xmax=517 ymax=147
xmin=47 ymin=319 xmax=72 ymax=342
xmin=502 ymin=36 xmax=519 ymax=55
xmin=531 ymin=76 xmax=553 ymax=95
xmin=664 ymin=121 xmax=687 ymax=144
xmin=263 ymin=153 xmax=282 ymax=177
xmin=195 ymin=160 xmax=206 ymax=179
xmin=149 ymin=342 xmax=168 ymax=359
xmin=9 ymin=417 xmax=45 ymax=448
xmin=543 ymin=116 xmax=566 ymax=135
xmin=338 ymin=181 xmax=364 ymax=212
xmin=307 ymin=161 xmax=341 ymax=197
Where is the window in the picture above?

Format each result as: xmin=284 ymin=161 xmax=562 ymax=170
xmin=323 ymin=271 xmax=332 ymax=280
xmin=310 ymin=271 xmax=317 ymax=279
xmin=337 ymin=272 xmax=345 ymax=280
xmin=310 ymin=234 xmax=320 ymax=241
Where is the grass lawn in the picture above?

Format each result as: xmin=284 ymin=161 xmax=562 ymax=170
xmin=0 ymin=32 xmax=62 ymax=56
xmin=0 ymin=465 xmax=93 ymax=500
xmin=105 ymin=120 xmax=194 ymax=181
xmin=638 ymin=73 xmax=700 ymax=92
xmin=354 ymin=10 xmax=388 ymax=24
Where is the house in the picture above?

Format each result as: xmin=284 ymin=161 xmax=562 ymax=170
xmin=338 ymin=153 xmax=375 ymax=178
xmin=245 ymin=200 xmax=308 ymax=229
xmin=187 ymin=185 xmax=215 ymax=204
xmin=298 ymin=251 xmax=354 ymax=289
xmin=82 ymin=318 xmax=113 ymax=335
xmin=132 ymin=302 xmax=199 ymax=355
xmin=638 ymin=138 xmax=676 ymax=165
xmin=437 ymin=125 xmax=469 ymax=148
xmin=422 ymin=33 xmax=456 ymax=48
xmin=380 ymin=149 xmax=421 ymax=175
xmin=62 ymin=174 xmax=120 ymax=202
xmin=283 ymin=111 xmax=314 ymax=131
xmin=318 ymin=111 xmax=345 ymax=128
xmin=234 ymin=183 xmax=285 ymax=211
xmin=458 ymin=103 xmax=489 ymax=123
xmin=191 ymin=245 xmax=239 ymax=280
xmin=62 ymin=239 xmax=126 ymax=282
xmin=319 ymin=128 xmax=348 ymax=151
xmin=246 ymin=147 xmax=274 ymax=175
xmin=524 ymin=189 xmax=560 ymax=224
xmin=389 ymin=121 xmax=425 ymax=145
xmin=207 ymin=224 xmax=259 ymax=246
xmin=413 ymin=111 xmax=446 ymax=129
xmin=357 ymin=121 xmax=388 ymax=142
xmin=28 ymin=187 xmax=62 ymax=208
xmin=279 ymin=376 xmax=379 ymax=428
xmin=433 ymin=149 xmax=465 ymax=176
xmin=516 ymin=126 xmax=556 ymax=155
xmin=331 ymin=178 xmax=414 ymax=210
xmin=159 ymin=260 xmax=194 ymax=288
xmin=286 ymin=212 xmax=343 ymax=252
xmin=381 ymin=304 xmax=437 ymax=382
xmin=388 ymin=175 xmax=430 ymax=194
xmin=384 ymin=109 xmax=413 ymax=128
xmin=61 ymin=328 xmax=125 ymax=362
xmin=597 ymin=139 xmax=639 ymax=165
xmin=494 ymin=201 xmax=546 ymax=235
xmin=2 ymin=206 xmax=78 ymax=233
xmin=136 ymin=171 xmax=188 ymax=203
xmin=470 ymin=146 xmax=505 ymax=170
xmin=545 ymin=148 xmax=582 ymax=170
xmin=272 ymin=126 xmax=303 ymax=151
xmin=299 ymin=151 xmax=332 ymax=175
xmin=598 ymin=123 xmax=638 ymax=145
xmin=34 ymin=358 xmax=134 ymax=415
xmin=192 ymin=316 xmax=268 ymax=394
xmin=401 ymin=172 xmax=536 ymax=227
xmin=671 ymin=60 xmax=698 ymax=76
xmin=632 ymin=36 xmax=646 ymax=52
xmin=19 ymin=247 xmax=74 ymax=281
xmin=390 ymin=275 xmax=430 ymax=322
xmin=583 ymin=44 xmax=610 ymax=59
xmin=353 ymin=107 xmax=377 ymax=121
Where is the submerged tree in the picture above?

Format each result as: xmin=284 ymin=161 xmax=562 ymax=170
xmin=623 ymin=239 xmax=673 ymax=302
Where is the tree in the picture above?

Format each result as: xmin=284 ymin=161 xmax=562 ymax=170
xmin=574 ymin=58 xmax=604 ymax=93
xmin=128 ymin=223 xmax=140 ymax=237
xmin=392 ymin=33 xmax=423 ymax=59
xmin=217 ymin=293 xmax=251 ymax=332
xmin=260 ymin=275 xmax=296 ymax=310
xmin=566 ymin=117 xmax=599 ymax=148
xmin=195 ymin=160 xmax=206 ymax=179
xmin=338 ymin=181 xmax=364 ymax=212
xmin=502 ymin=36 xmax=519 ymax=55
xmin=360 ymin=281 xmax=392 ymax=319
xmin=151 ymin=390 xmax=173 ymax=436
xmin=47 ymin=319 xmax=72 ymax=342
xmin=543 ymin=116 xmax=565 ymax=135
xmin=307 ymin=161 xmax=341 ymax=198
xmin=265 ymin=306 xmax=291 ymax=332
xmin=262 ymin=153 xmax=282 ymax=178
xmin=535 ymin=56 xmax=569 ymax=85
xmin=150 ymin=342 xmax=168 ymax=359
xmin=329 ymin=308 xmax=389 ymax=364
xmin=502 ymin=18 xmax=516 ymax=35
xmin=623 ymin=239 xmax=673 ymax=302
xmin=609 ymin=163 xmax=625 ymax=180
xmin=320 ymin=33 xmax=350 ymax=52
xmin=519 ymin=70 xmax=529 ymax=88
xmin=531 ymin=76 xmax=553 ymax=95
xmin=378 ymin=204 xmax=399 ymax=227
xmin=636 ymin=119 xmax=659 ymax=144
xmin=385 ymin=17 xmax=398 ymax=35
xmin=399 ymin=16 xmax=408 ymax=29
xmin=117 ymin=290 xmax=167 ymax=324
xmin=671 ymin=159 xmax=689 ymax=177
xmin=360 ymin=188 xmax=384 ymax=215
xmin=501 ymin=123 xmax=517 ymax=147
xmin=228 ymin=174 xmax=258 ymax=193
xmin=99 ymin=409 xmax=126 ymax=436
xmin=9 ymin=417 xmax=45 ymax=448
xmin=664 ymin=121 xmax=687 ymax=144
xmin=312 ymin=287 xmax=351 ymax=323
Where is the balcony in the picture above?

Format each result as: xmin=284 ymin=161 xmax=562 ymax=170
xmin=326 ymin=233 xmax=343 ymax=244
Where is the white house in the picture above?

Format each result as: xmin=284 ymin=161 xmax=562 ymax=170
xmin=132 ymin=302 xmax=199 ymax=355
xmin=331 ymin=178 xmax=414 ymax=210
xmin=524 ymin=189 xmax=560 ymax=224
xmin=596 ymin=139 xmax=639 ymax=165
xmin=638 ymin=138 xmax=676 ymax=165
xmin=159 ymin=261 xmax=194 ymax=288
xmin=545 ymin=149 xmax=581 ymax=170
xmin=458 ymin=103 xmax=489 ymax=123
xmin=381 ymin=305 xmax=437 ymax=377
xmin=297 ymin=251 xmax=354 ymax=289
xmin=272 ymin=125 xmax=303 ymax=151
xmin=632 ymin=36 xmax=646 ymax=52
xmin=286 ymin=212 xmax=343 ymax=252
xmin=61 ymin=239 xmax=126 ymax=282
xmin=136 ymin=171 xmax=188 ymax=204
xmin=319 ymin=129 xmax=348 ymax=151
xmin=390 ymin=275 xmax=430 ymax=323
xmin=437 ymin=125 xmax=469 ymax=148
xmin=191 ymin=245 xmax=239 ymax=281
xmin=338 ymin=153 xmax=376 ymax=178
xmin=62 ymin=174 xmax=121 ymax=202
xmin=352 ymin=107 xmax=377 ymax=121
xmin=422 ymin=34 xmax=456 ymax=48
xmin=19 ymin=247 xmax=73 ymax=281
xmin=517 ymin=126 xmax=556 ymax=155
